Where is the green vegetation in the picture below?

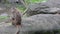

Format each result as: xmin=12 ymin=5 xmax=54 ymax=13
xmin=0 ymin=16 xmax=9 ymax=22
xmin=16 ymin=5 xmax=26 ymax=13
xmin=30 ymin=0 xmax=47 ymax=3
xmin=25 ymin=0 xmax=47 ymax=5
xmin=17 ymin=0 xmax=47 ymax=13
xmin=1 ymin=0 xmax=47 ymax=13
xmin=0 ymin=16 xmax=8 ymax=21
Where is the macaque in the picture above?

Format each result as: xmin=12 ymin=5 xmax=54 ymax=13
xmin=11 ymin=7 xmax=22 ymax=34
xmin=11 ymin=7 xmax=21 ymax=26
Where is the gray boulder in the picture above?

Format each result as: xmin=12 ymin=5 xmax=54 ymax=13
xmin=0 ymin=14 xmax=60 ymax=34
xmin=25 ymin=3 xmax=60 ymax=16
xmin=47 ymin=0 xmax=60 ymax=8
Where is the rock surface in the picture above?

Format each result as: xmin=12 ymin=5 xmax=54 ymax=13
xmin=25 ymin=0 xmax=60 ymax=16
xmin=26 ymin=3 xmax=60 ymax=16
xmin=0 ymin=14 xmax=60 ymax=34
xmin=47 ymin=0 xmax=60 ymax=8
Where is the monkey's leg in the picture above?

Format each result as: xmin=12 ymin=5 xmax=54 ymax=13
xmin=15 ymin=25 xmax=20 ymax=34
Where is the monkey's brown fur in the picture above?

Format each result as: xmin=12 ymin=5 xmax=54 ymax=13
xmin=11 ymin=8 xmax=21 ymax=26
xmin=11 ymin=8 xmax=22 ymax=34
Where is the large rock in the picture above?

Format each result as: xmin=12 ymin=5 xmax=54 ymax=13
xmin=25 ymin=0 xmax=60 ymax=16
xmin=0 ymin=14 xmax=60 ymax=34
xmin=26 ymin=3 xmax=60 ymax=16
xmin=26 ymin=3 xmax=50 ymax=16
xmin=47 ymin=0 xmax=60 ymax=8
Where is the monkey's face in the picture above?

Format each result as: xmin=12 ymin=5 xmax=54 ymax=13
xmin=12 ymin=18 xmax=17 ymax=25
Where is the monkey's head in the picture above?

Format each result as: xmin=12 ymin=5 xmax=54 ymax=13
xmin=11 ymin=7 xmax=22 ymax=14
xmin=11 ymin=7 xmax=17 ymax=13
